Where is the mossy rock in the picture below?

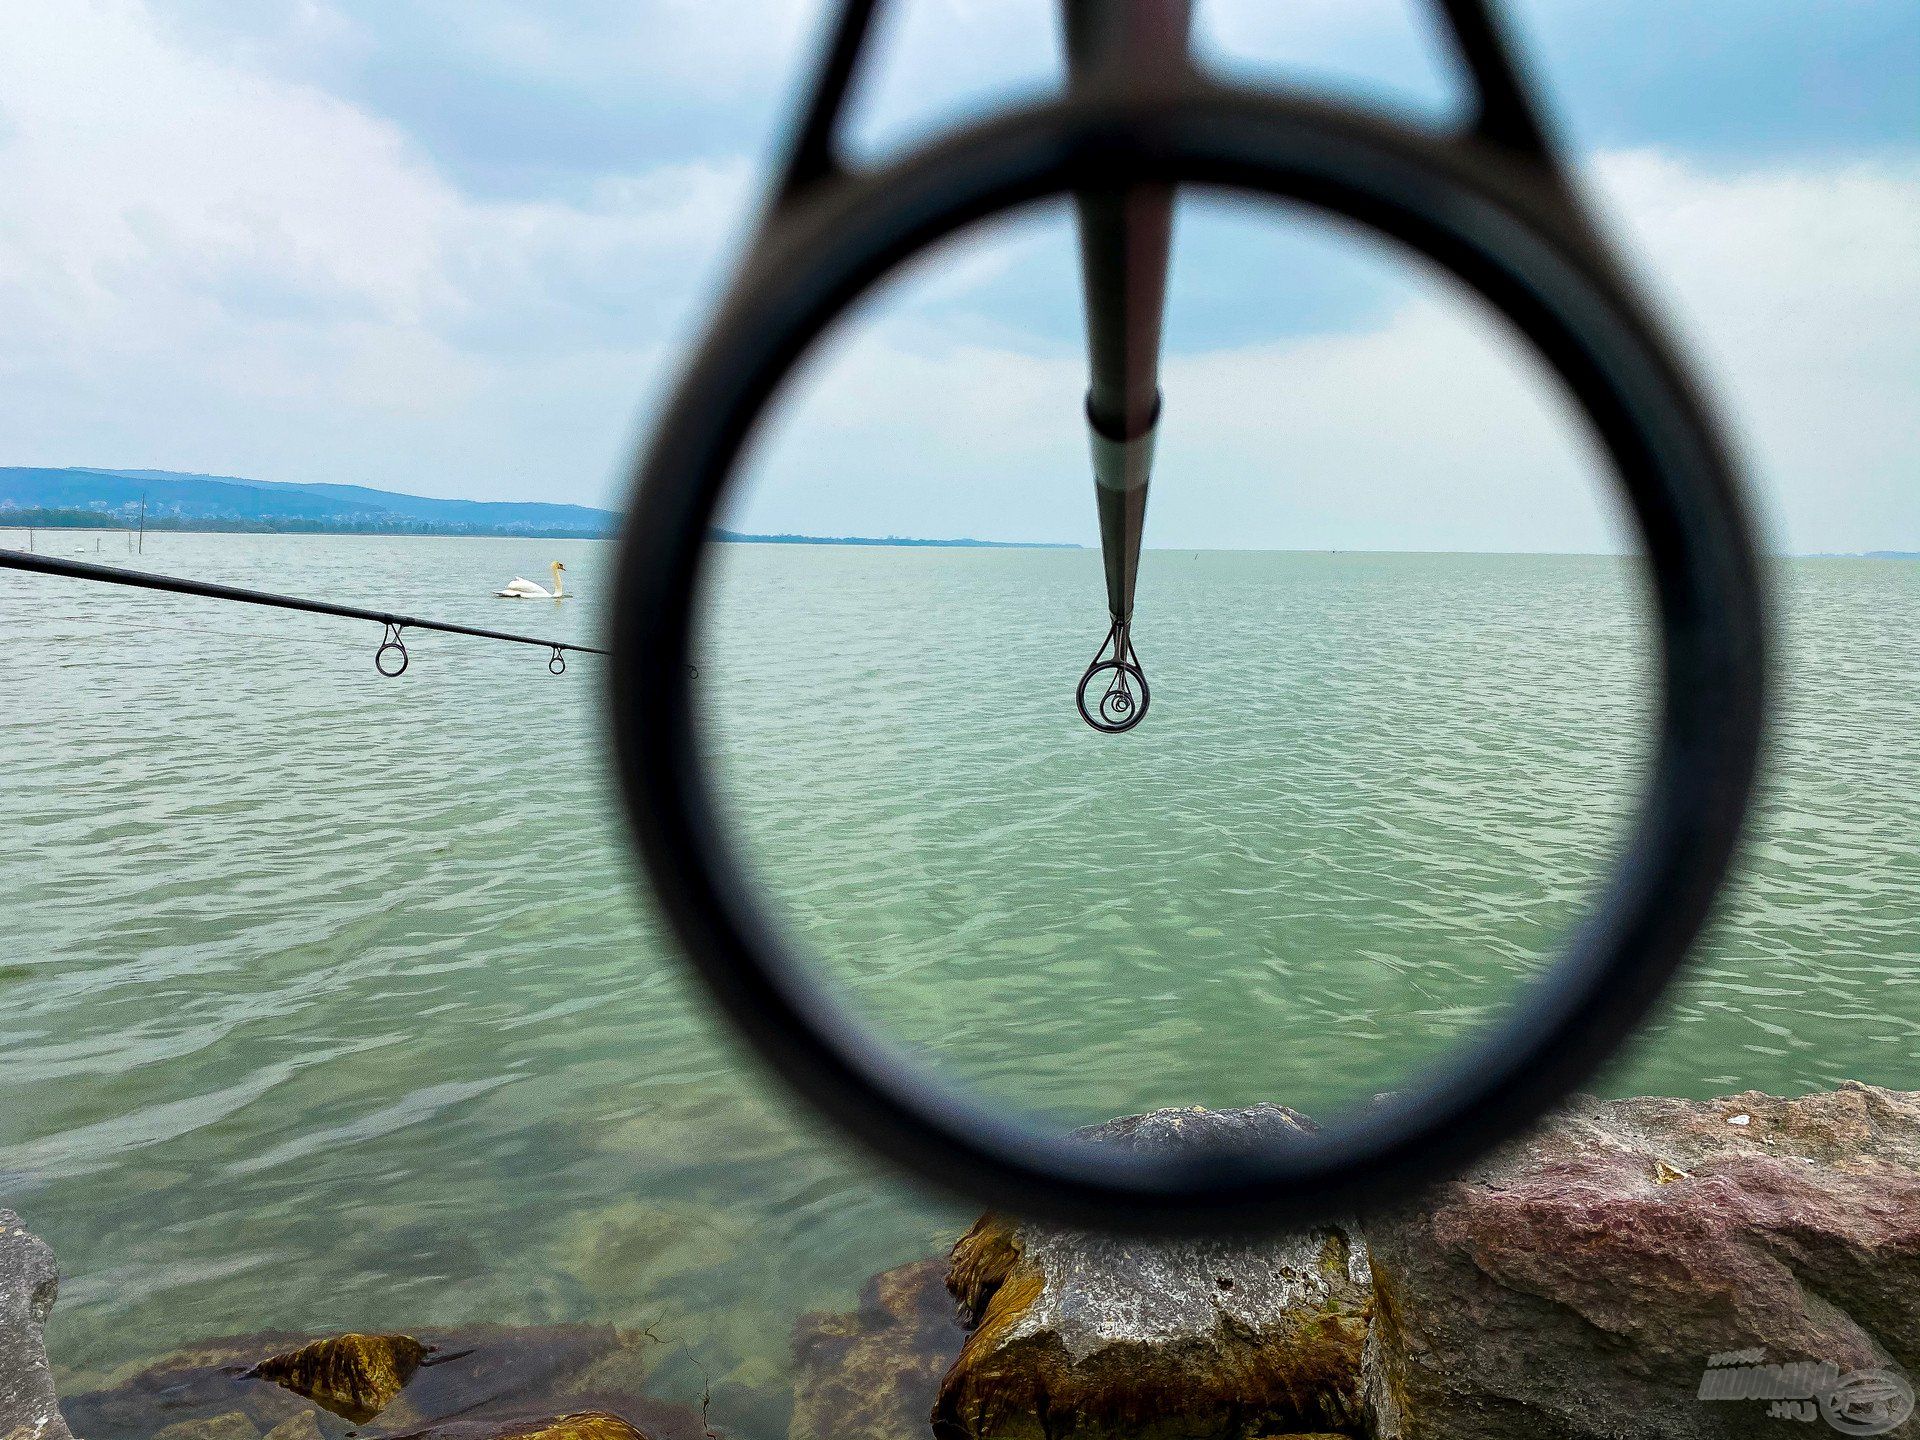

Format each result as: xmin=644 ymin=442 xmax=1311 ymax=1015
xmin=385 ymin=1411 xmax=652 ymax=1440
xmin=933 ymin=1106 xmax=1371 ymax=1439
xmin=251 ymin=1334 xmax=426 ymax=1423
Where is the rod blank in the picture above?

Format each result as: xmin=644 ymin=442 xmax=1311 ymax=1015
xmin=1063 ymin=0 xmax=1188 ymax=626
xmin=0 ymin=548 xmax=603 ymax=658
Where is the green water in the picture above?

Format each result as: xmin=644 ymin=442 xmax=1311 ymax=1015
xmin=4 ymin=533 xmax=1917 ymax=1437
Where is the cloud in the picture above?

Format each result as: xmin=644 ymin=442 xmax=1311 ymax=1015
xmin=0 ymin=0 xmax=753 ymax=499
xmin=731 ymin=150 xmax=1920 ymax=555
xmin=1588 ymin=150 xmax=1920 ymax=554
xmin=137 ymin=0 xmax=1463 ymax=191
xmin=736 ymin=286 xmax=1616 ymax=553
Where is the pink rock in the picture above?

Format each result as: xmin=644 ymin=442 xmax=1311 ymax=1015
xmin=1363 ymin=1082 xmax=1920 ymax=1439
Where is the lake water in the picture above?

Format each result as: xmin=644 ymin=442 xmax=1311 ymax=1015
xmin=4 ymin=532 xmax=1916 ymax=1437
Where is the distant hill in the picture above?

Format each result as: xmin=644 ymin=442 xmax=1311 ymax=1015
xmin=0 ymin=467 xmax=617 ymax=537
xmin=0 ymin=467 xmax=1075 ymax=547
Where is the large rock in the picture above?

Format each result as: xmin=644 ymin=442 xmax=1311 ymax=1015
xmin=1363 ymin=1081 xmax=1920 ymax=1439
xmin=932 ymin=1106 xmax=1372 ymax=1439
xmin=0 ymin=1212 xmax=73 ymax=1440
xmin=790 ymin=1258 xmax=966 ymax=1440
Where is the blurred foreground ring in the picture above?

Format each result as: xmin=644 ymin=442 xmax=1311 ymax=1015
xmin=604 ymin=0 xmax=1768 ymax=1231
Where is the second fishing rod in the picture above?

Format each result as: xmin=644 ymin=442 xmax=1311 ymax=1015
xmin=1 ymin=548 xmax=607 ymax=678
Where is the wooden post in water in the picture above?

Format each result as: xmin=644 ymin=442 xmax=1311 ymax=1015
xmin=137 ymin=492 xmax=146 ymax=554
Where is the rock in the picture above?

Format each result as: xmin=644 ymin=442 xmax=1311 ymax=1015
xmin=250 ymin=1335 xmax=427 ymax=1423
xmin=260 ymin=1414 xmax=324 ymax=1440
xmin=790 ymin=1259 xmax=967 ymax=1440
xmin=60 ymin=1333 xmax=328 ymax=1440
xmin=152 ymin=1414 xmax=261 ymax=1440
xmin=383 ymin=1411 xmax=653 ymax=1440
xmin=61 ymin=1326 xmax=705 ymax=1440
xmin=384 ymin=1326 xmax=646 ymax=1428
xmin=1070 ymin=1105 xmax=1319 ymax=1156
xmin=378 ymin=1404 xmax=718 ymax=1440
xmin=932 ymin=1106 xmax=1371 ymax=1439
xmin=553 ymin=1204 xmax=751 ymax=1298
xmin=1362 ymin=1082 xmax=1920 ymax=1439
xmin=494 ymin=1415 xmax=648 ymax=1440
xmin=0 ymin=1210 xmax=73 ymax=1440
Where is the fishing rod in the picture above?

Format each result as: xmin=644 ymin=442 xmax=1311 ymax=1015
xmin=1065 ymin=0 xmax=1183 ymax=734
xmin=0 ymin=547 xmax=604 ymax=677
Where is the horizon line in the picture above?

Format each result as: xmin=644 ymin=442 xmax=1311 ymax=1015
xmin=0 ymin=522 xmax=1909 ymax=562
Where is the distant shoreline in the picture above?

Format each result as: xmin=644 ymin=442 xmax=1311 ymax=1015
xmin=0 ymin=524 xmax=1909 ymax=561
xmin=0 ymin=517 xmax=1079 ymax=549
xmin=3 ymin=470 xmax=1911 ymax=557
xmin=711 ymin=529 xmax=1078 ymax=550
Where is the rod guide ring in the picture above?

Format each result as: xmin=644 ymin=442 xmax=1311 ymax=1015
xmin=375 ymin=622 xmax=409 ymax=678
xmin=607 ymin=80 xmax=1768 ymax=1231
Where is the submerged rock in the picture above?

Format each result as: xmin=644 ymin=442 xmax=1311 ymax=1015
xmin=932 ymin=1106 xmax=1371 ymax=1440
xmin=61 ymin=1325 xmax=707 ymax=1440
xmin=150 ymin=1412 xmax=262 ymax=1440
xmin=68 ymin=1332 xmax=328 ymax=1440
xmin=1362 ymin=1082 xmax=1920 ymax=1439
xmin=261 ymin=1415 xmax=324 ymax=1440
xmin=383 ymin=1410 xmax=653 ymax=1440
xmin=250 ymin=1334 xmax=427 ymax=1423
xmin=0 ymin=1210 xmax=72 ymax=1440
xmin=790 ymin=1258 xmax=967 ymax=1440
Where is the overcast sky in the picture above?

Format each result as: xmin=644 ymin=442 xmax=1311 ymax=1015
xmin=0 ymin=1 xmax=1913 ymax=552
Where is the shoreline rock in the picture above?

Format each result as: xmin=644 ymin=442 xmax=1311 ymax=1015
xmin=822 ymin=1088 xmax=1920 ymax=1438
xmin=0 ymin=1210 xmax=74 ymax=1440
xmin=1363 ymin=1082 xmax=1920 ymax=1439
xmin=932 ymin=1106 xmax=1371 ymax=1440
xmin=14 ymin=1085 xmax=1920 ymax=1440
xmin=934 ymin=1212 xmax=1370 ymax=1439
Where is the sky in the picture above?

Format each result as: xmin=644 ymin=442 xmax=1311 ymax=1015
xmin=0 ymin=1 xmax=1913 ymax=552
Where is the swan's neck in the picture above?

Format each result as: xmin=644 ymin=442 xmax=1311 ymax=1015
xmin=551 ymin=563 xmax=564 ymax=597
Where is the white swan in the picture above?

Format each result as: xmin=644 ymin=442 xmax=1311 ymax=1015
xmin=496 ymin=560 xmax=567 ymax=599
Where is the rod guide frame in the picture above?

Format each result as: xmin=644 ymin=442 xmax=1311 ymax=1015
xmin=606 ymin=0 xmax=1769 ymax=1231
